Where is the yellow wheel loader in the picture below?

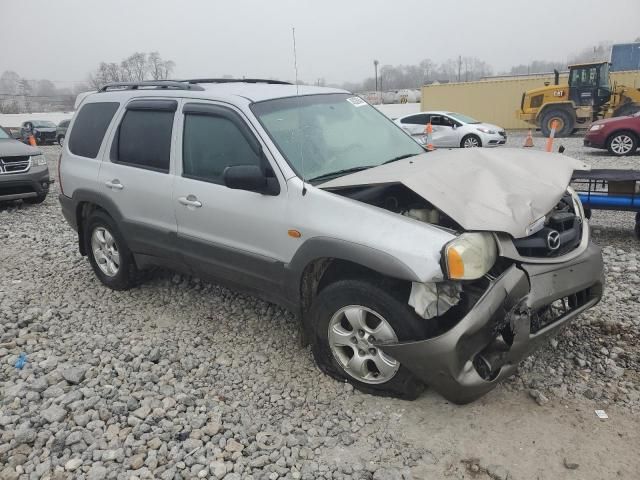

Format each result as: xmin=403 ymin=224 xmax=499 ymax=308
xmin=518 ymin=61 xmax=640 ymax=137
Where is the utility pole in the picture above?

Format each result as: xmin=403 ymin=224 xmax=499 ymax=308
xmin=373 ymin=60 xmax=379 ymax=92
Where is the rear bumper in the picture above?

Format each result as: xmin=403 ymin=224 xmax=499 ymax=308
xmin=0 ymin=166 xmax=51 ymax=201
xmin=380 ymin=241 xmax=604 ymax=404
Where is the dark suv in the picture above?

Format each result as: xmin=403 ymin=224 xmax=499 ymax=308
xmin=20 ymin=120 xmax=57 ymax=145
xmin=0 ymin=125 xmax=51 ymax=203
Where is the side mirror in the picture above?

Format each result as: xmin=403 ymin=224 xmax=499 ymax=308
xmin=451 ymin=123 xmax=457 ymax=130
xmin=223 ymin=164 xmax=279 ymax=195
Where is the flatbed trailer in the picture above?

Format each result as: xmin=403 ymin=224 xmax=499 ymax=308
xmin=571 ymin=169 xmax=640 ymax=237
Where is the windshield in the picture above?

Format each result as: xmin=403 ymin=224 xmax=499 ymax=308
xmin=251 ymin=93 xmax=424 ymax=183
xmin=31 ymin=121 xmax=56 ymax=128
xmin=0 ymin=128 xmax=10 ymax=139
xmin=446 ymin=112 xmax=480 ymax=124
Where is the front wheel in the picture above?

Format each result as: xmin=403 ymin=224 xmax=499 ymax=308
xmin=84 ymin=211 xmax=138 ymax=290
xmin=607 ymin=131 xmax=637 ymax=156
xmin=461 ymin=134 xmax=481 ymax=148
xmin=540 ymin=109 xmax=574 ymax=137
xmin=310 ymin=279 xmax=425 ymax=399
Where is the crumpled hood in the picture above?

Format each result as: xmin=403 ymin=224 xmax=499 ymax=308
xmin=0 ymin=139 xmax=41 ymax=157
xmin=320 ymin=147 xmax=589 ymax=239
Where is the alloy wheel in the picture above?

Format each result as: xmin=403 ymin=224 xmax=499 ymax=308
xmin=463 ymin=136 xmax=480 ymax=148
xmin=91 ymin=227 xmax=120 ymax=277
xmin=610 ymin=135 xmax=634 ymax=155
xmin=327 ymin=305 xmax=400 ymax=384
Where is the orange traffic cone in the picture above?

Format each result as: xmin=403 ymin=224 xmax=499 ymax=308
xmin=523 ymin=130 xmax=534 ymax=148
xmin=28 ymin=135 xmax=37 ymax=147
xmin=545 ymin=120 xmax=558 ymax=153
xmin=425 ymin=122 xmax=434 ymax=151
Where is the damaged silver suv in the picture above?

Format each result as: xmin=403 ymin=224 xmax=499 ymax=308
xmin=58 ymin=79 xmax=604 ymax=403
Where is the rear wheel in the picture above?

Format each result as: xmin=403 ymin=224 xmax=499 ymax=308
xmin=310 ymin=279 xmax=425 ymax=399
xmin=461 ymin=134 xmax=481 ymax=148
xmin=540 ymin=109 xmax=574 ymax=138
xmin=84 ymin=211 xmax=138 ymax=290
xmin=607 ymin=131 xmax=637 ymax=156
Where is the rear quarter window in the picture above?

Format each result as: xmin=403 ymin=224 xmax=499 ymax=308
xmin=68 ymin=102 xmax=120 ymax=159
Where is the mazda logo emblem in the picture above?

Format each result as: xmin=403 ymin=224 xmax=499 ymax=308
xmin=547 ymin=230 xmax=561 ymax=251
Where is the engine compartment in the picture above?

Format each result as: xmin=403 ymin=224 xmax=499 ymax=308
xmin=327 ymin=183 xmax=462 ymax=230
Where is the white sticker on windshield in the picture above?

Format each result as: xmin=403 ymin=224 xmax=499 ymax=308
xmin=347 ymin=96 xmax=367 ymax=107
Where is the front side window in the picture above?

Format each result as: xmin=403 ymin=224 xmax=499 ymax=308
xmin=447 ymin=112 xmax=479 ymax=124
xmin=252 ymin=93 xmax=424 ymax=183
xmin=68 ymin=102 xmax=120 ymax=159
xmin=115 ymin=109 xmax=174 ymax=172
xmin=182 ymin=113 xmax=262 ymax=183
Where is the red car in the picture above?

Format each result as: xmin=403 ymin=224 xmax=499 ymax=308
xmin=584 ymin=111 xmax=640 ymax=156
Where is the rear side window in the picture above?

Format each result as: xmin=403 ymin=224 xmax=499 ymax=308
xmin=115 ymin=108 xmax=175 ymax=172
xmin=182 ymin=113 xmax=262 ymax=183
xmin=401 ymin=114 xmax=430 ymax=125
xmin=68 ymin=102 xmax=119 ymax=159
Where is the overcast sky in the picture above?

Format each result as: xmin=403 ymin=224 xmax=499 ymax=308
xmin=2 ymin=0 xmax=639 ymax=87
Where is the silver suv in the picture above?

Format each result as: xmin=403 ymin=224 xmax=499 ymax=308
xmin=59 ymin=79 xmax=604 ymax=403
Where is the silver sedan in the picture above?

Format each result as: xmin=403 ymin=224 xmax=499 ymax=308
xmin=394 ymin=111 xmax=507 ymax=148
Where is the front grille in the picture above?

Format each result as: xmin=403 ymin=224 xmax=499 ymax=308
xmin=0 ymin=156 xmax=31 ymax=174
xmin=530 ymin=287 xmax=593 ymax=333
xmin=513 ymin=193 xmax=582 ymax=258
xmin=37 ymin=132 xmax=55 ymax=142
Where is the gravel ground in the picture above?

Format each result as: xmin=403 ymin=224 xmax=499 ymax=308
xmin=1 ymin=135 xmax=639 ymax=480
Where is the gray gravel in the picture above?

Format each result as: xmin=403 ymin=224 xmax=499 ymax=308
xmin=1 ymin=137 xmax=639 ymax=479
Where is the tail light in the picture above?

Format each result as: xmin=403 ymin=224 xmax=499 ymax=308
xmin=57 ymin=153 xmax=65 ymax=196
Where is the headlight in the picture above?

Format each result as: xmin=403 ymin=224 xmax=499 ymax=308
xmin=444 ymin=232 xmax=497 ymax=280
xmin=589 ymin=124 xmax=604 ymax=131
xmin=566 ymin=186 xmax=585 ymax=220
xmin=476 ymin=127 xmax=496 ymax=134
xmin=31 ymin=154 xmax=47 ymax=166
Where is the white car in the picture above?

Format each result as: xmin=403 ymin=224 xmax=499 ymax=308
xmin=394 ymin=111 xmax=506 ymax=148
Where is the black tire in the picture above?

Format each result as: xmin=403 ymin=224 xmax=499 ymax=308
xmin=309 ymin=279 xmax=425 ymax=400
xmin=84 ymin=210 xmax=138 ymax=290
xmin=23 ymin=194 xmax=47 ymax=205
xmin=460 ymin=134 xmax=482 ymax=148
xmin=540 ymin=109 xmax=574 ymax=138
xmin=607 ymin=131 xmax=638 ymax=156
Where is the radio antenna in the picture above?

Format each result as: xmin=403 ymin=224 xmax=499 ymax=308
xmin=292 ymin=27 xmax=307 ymax=195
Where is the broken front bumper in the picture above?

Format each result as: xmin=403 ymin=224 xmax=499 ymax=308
xmin=381 ymin=241 xmax=604 ymax=404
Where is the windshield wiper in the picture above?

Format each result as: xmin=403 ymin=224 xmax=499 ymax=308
xmin=308 ymin=165 xmax=375 ymax=183
xmin=383 ymin=153 xmax=418 ymax=165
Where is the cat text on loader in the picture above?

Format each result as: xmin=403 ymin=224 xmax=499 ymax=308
xmin=518 ymin=61 xmax=640 ymax=137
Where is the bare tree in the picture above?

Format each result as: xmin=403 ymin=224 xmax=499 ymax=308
xmin=88 ymin=52 xmax=175 ymax=88
xmin=568 ymin=42 xmax=612 ymax=64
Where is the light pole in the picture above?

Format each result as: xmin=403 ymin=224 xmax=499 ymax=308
xmin=373 ymin=60 xmax=379 ymax=92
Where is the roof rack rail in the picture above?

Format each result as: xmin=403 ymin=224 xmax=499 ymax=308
xmin=98 ymin=81 xmax=204 ymax=92
xmin=181 ymin=78 xmax=292 ymax=86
